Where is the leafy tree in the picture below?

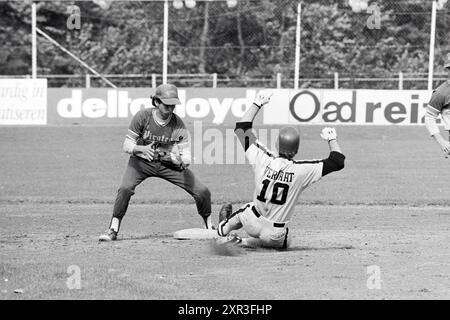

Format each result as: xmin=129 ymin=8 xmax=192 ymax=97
xmin=0 ymin=0 xmax=448 ymax=89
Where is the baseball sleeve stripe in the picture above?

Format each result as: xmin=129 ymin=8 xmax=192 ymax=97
xmin=127 ymin=129 xmax=139 ymax=137
xmin=125 ymin=135 xmax=137 ymax=142
xmin=177 ymin=141 xmax=190 ymax=147
xmin=255 ymin=141 xmax=275 ymax=158
xmin=427 ymin=105 xmax=441 ymax=115
xmin=292 ymin=159 xmax=322 ymax=164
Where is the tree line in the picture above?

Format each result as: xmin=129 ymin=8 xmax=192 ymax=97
xmin=0 ymin=0 xmax=448 ymax=88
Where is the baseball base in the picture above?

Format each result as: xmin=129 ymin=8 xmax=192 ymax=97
xmin=173 ymin=228 xmax=219 ymax=240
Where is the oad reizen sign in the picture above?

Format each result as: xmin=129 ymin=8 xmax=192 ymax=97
xmin=264 ymin=89 xmax=434 ymax=125
xmin=48 ymin=88 xmax=435 ymax=125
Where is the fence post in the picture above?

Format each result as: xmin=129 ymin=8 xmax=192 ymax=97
xmin=428 ymin=1 xmax=437 ymax=91
xmin=86 ymin=74 xmax=90 ymax=88
xmin=32 ymin=2 xmax=37 ymax=79
xmin=212 ymin=73 xmax=217 ymax=88
xmin=277 ymin=73 xmax=282 ymax=89
xmin=162 ymin=0 xmax=168 ymax=84
xmin=152 ymin=74 xmax=157 ymax=88
xmin=294 ymin=2 xmax=302 ymax=90
xmin=334 ymin=72 xmax=339 ymax=89
xmin=398 ymin=72 xmax=403 ymax=90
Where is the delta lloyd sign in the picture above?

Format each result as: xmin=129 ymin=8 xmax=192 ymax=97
xmin=50 ymin=88 xmax=257 ymax=125
xmin=47 ymin=88 xmax=434 ymax=126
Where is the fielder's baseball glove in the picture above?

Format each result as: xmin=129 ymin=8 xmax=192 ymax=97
xmin=157 ymin=150 xmax=186 ymax=171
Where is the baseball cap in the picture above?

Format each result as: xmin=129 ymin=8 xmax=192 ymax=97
xmin=445 ymin=53 xmax=450 ymax=69
xmin=153 ymin=84 xmax=181 ymax=105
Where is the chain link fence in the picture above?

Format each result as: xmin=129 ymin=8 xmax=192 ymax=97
xmin=0 ymin=0 xmax=449 ymax=88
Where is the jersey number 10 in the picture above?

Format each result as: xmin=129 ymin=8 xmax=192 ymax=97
xmin=256 ymin=179 xmax=289 ymax=205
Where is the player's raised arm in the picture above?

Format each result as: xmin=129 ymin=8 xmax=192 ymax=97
xmin=240 ymin=90 xmax=273 ymax=123
xmin=234 ymin=90 xmax=273 ymax=151
xmin=319 ymin=127 xmax=345 ymax=176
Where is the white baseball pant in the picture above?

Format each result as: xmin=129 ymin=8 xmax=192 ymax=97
xmin=219 ymin=202 xmax=291 ymax=249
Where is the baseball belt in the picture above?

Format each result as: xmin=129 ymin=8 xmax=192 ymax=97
xmin=251 ymin=206 xmax=286 ymax=228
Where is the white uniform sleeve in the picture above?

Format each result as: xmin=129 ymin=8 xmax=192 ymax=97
xmin=246 ymin=140 xmax=273 ymax=169
xmin=297 ymin=162 xmax=324 ymax=189
xmin=425 ymin=105 xmax=441 ymax=136
xmin=234 ymin=121 xmax=275 ymax=169
xmin=123 ymin=137 xmax=136 ymax=154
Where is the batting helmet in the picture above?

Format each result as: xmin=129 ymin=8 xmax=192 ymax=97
xmin=152 ymin=84 xmax=181 ymax=106
xmin=445 ymin=53 xmax=450 ymax=69
xmin=277 ymin=127 xmax=300 ymax=159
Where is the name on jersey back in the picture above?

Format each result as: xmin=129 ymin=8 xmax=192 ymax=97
xmin=263 ymin=166 xmax=294 ymax=183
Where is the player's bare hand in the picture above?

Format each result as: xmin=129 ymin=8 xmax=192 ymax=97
xmin=253 ymin=90 xmax=273 ymax=108
xmin=142 ymin=143 xmax=157 ymax=161
xmin=320 ymin=127 xmax=337 ymax=141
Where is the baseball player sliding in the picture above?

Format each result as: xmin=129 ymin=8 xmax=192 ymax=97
xmin=99 ymin=84 xmax=213 ymax=241
xmin=216 ymin=90 xmax=346 ymax=249
xmin=425 ymin=53 xmax=450 ymax=157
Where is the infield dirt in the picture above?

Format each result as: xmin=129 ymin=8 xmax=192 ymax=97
xmin=1 ymin=125 xmax=449 ymax=299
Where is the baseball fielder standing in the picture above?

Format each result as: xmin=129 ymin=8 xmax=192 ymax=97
xmin=99 ymin=84 xmax=213 ymax=241
xmin=425 ymin=54 xmax=450 ymax=157
xmin=216 ymin=90 xmax=345 ymax=249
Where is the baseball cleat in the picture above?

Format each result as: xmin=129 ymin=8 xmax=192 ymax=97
xmin=98 ymin=228 xmax=117 ymax=241
xmin=211 ymin=233 xmax=244 ymax=256
xmin=218 ymin=203 xmax=233 ymax=223
xmin=225 ymin=233 xmax=242 ymax=244
xmin=216 ymin=233 xmax=242 ymax=245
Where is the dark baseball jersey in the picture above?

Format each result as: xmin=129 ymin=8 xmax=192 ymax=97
xmin=428 ymin=80 xmax=450 ymax=130
xmin=126 ymin=108 xmax=190 ymax=160
xmin=111 ymin=108 xmax=210 ymax=221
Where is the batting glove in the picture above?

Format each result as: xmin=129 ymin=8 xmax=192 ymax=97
xmin=320 ymin=127 xmax=337 ymax=142
xmin=253 ymin=90 xmax=273 ymax=108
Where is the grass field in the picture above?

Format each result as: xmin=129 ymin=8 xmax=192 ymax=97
xmin=1 ymin=124 xmax=449 ymax=299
